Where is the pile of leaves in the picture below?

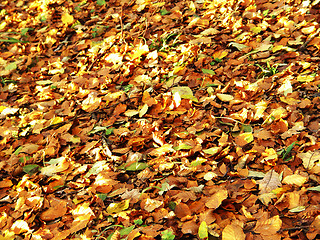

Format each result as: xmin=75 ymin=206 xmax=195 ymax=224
xmin=1 ymin=0 xmax=320 ymax=239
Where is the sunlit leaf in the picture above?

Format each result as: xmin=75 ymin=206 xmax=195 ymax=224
xmin=289 ymin=206 xmax=306 ymax=213
xmin=173 ymin=143 xmax=193 ymax=151
xmin=307 ymin=185 xmax=320 ymax=192
xmin=139 ymin=103 xmax=148 ymax=117
xmin=203 ymin=147 xmax=220 ymax=155
xmin=85 ymin=161 xmax=107 ymax=178
xmin=229 ymin=42 xmax=248 ymax=51
xmin=216 ymin=93 xmax=234 ymax=102
xmin=61 ymin=12 xmax=74 ymax=25
xmin=171 ymin=86 xmax=198 ymax=102
xmin=5 ymin=62 xmax=17 ymax=71
xmin=124 ymin=162 xmax=149 ymax=171
xmin=201 ymin=68 xmax=215 ymax=75
xmin=190 ymin=157 xmax=207 ymax=167
xmin=282 ymin=174 xmax=307 ymax=186
xmin=107 ymin=199 xmax=130 ymax=214
xmin=198 ymin=221 xmax=208 ymax=239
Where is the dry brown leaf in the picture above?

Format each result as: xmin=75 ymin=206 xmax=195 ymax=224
xmin=222 ymin=221 xmax=246 ymax=240
xmin=257 ymin=170 xmax=281 ymax=194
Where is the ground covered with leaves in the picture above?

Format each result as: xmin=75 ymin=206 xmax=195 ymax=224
xmin=1 ymin=0 xmax=320 ymax=239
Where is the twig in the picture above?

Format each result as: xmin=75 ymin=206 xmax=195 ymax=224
xmin=299 ymin=27 xmax=320 ymax=51
xmin=279 ymin=225 xmax=310 ymax=232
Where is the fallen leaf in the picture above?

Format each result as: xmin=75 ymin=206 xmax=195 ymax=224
xmin=205 ymin=189 xmax=228 ymax=209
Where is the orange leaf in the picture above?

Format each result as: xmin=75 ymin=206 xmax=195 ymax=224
xmin=205 ymin=189 xmax=228 ymax=209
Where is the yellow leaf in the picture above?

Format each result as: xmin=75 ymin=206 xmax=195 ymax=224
xmin=272 ymin=45 xmax=284 ymax=52
xmin=282 ymin=174 xmax=307 ymax=186
xmin=216 ymin=93 xmax=234 ymax=102
xmin=172 ymin=86 xmax=198 ymax=102
xmin=124 ymin=109 xmax=139 ymax=117
xmin=107 ymin=199 xmax=130 ymax=214
xmin=205 ymin=189 xmax=228 ymax=209
xmin=61 ymin=12 xmax=74 ymax=25
xmin=51 ymin=116 xmax=64 ymax=125
xmin=139 ymin=103 xmax=148 ymax=117
xmin=149 ymin=144 xmax=174 ymax=157
xmin=277 ymin=78 xmax=292 ymax=96
xmin=222 ymin=221 xmax=246 ymax=240
xmin=297 ymin=75 xmax=315 ymax=82
xmin=0 ymin=106 xmax=7 ymax=113
xmin=129 ymin=43 xmax=149 ymax=60
xmin=254 ymin=215 xmax=282 ymax=235
xmin=251 ymin=26 xmax=262 ymax=34
xmin=212 ymin=50 xmax=228 ymax=59
xmin=298 ymin=150 xmax=320 ymax=170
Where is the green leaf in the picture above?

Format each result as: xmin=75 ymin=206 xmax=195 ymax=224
xmin=173 ymin=143 xmax=193 ymax=151
xmin=23 ymin=164 xmax=39 ymax=175
xmin=97 ymin=193 xmax=107 ymax=201
xmin=241 ymin=124 xmax=252 ymax=132
xmin=190 ymin=158 xmax=207 ymax=167
xmin=134 ymin=219 xmax=143 ymax=225
xmin=203 ymin=147 xmax=220 ymax=155
xmin=307 ymin=186 xmax=320 ymax=191
xmin=14 ymin=146 xmax=23 ymax=155
xmin=123 ymin=84 xmax=133 ymax=92
xmin=21 ymin=28 xmax=30 ymax=36
xmin=282 ymin=141 xmax=296 ymax=160
xmin=96 ymin=0 xmax=106 ymax=6
xmin=125 ymin=162 xmax=149 ymax=171
xmin=206 ymin=83 xmax=219 ymax=87
xmin=5 ymin=62 xmax=17 ymax=71
xmin=105 ymin=127 xmax=114 ymax=135
xmin=161 ymin=230 xmax=175 ymax=240
xmin=119 ymin=225 xmax=135 ymax=236
xmin=201 ymin=68 xmax=215 ymax=75
xmin=160 ymin=9 xmax=171 ymax=16
xmin=263 ymin=9 xmax=269 ymax=16
xmin=53 ymin=185 xmax=64 ymax=190
xmin=168 ymin=201 xmax=176 ymax=211
xmin=198 ymin=221 xmax=208 ymax=239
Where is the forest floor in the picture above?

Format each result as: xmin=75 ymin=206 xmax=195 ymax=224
xmin=1 ymin=0 xmax=320 ymax=239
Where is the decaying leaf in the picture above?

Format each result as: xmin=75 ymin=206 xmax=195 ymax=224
xmin=257 ymin=170 xmax=281 ymax=194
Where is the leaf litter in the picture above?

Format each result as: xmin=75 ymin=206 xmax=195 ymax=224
xmin=1 ymin=0 xmax=320 ymax=239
